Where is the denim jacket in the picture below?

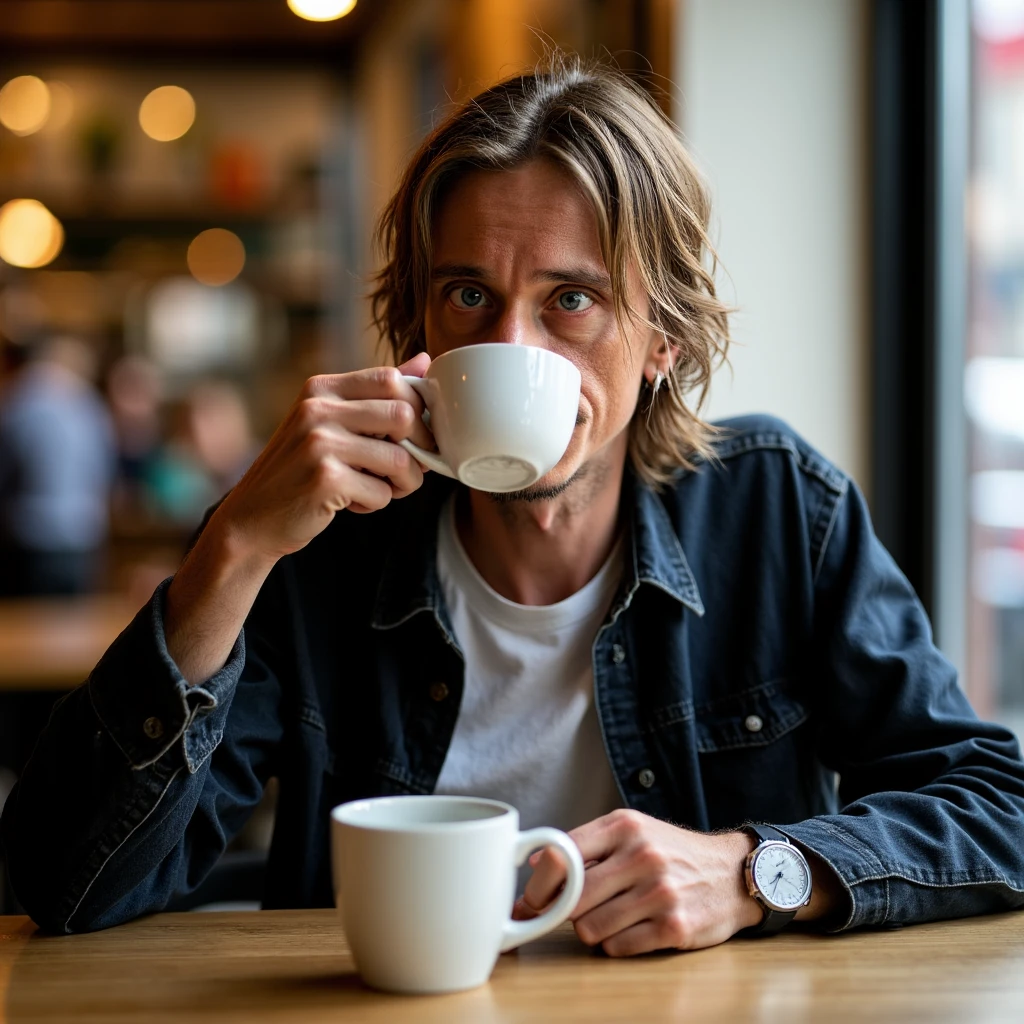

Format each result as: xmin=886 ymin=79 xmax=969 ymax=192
xmin=5 ymin=414 xmax=1024 ymax=934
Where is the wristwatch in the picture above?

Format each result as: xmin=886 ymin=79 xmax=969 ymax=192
xmin=742 ymin=824 xmax=812 ymax=934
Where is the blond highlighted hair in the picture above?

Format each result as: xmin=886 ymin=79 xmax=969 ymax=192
xmin=371 ymin=54 xmax=731 ymax=488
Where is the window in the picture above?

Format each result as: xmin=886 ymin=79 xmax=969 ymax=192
xmin=966 ymin=0 xmax=1024 ymax=736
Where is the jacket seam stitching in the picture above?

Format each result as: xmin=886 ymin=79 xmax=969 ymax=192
xmin=709 ymin=435 xmax=846 ymax=493
xmin=847 ymin=872 xmax=1024 ymax=892
xmin=60 ymin=765 xmax=182 ymax=933
xmin=813 ymin=487 xmax=846 ymax=584
xmin=652 ymin=677 xmax=796 ymax=728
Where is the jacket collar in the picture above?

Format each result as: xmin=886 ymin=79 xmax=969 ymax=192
xmin=370 ymin=470 xmax=704 ymax=631
xmin=626 ymin=476 xmax=705 ymax=616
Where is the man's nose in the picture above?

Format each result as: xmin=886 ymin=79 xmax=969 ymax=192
xmin=488 ymin=301 xmax=545 ymax=348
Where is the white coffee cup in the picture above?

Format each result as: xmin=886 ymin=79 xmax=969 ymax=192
xmin=398 ymin=343 xmax=582 ymax=493
xmin=330 ymin=795 xmax=585 ymax=994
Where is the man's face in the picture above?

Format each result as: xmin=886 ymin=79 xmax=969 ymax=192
xmin=425 ymin=158 xmax=659 ymax=496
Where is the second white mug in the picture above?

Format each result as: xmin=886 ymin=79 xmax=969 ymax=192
xmin=331 ymin=795 xmax=585 ymax=994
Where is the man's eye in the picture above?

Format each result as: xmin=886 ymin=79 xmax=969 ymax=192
xmin=557 ymin=291 xmax=593 ymax=312
xmin=451 ymin=287 xmax=487 ymax=309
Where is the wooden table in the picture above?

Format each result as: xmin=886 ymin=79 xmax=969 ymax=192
xmin=1 ymin=909 xmax=1022 ymax=1022
xmin=0 ymin=596 xmax=138 ymax=691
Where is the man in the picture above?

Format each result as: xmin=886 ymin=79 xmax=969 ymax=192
xmin=4 ymin=59 xmax=1023 ymax=952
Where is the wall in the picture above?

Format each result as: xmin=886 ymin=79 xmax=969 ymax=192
xmin=677 ymin=0 xmax=870 ymax=490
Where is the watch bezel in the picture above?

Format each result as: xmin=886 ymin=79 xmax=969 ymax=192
xmin=745 ymin=839 xmax=813 ymax=913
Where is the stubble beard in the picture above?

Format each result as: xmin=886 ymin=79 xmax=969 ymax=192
xmin=488 ymin=468 xmax=583 ymax=505
xmin=486 ymin=454 xmax=613 ymax=522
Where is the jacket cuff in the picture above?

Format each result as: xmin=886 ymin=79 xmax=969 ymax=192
xmin=88 ymin=577 xmax=245 ymax=774
xmin=774 ymin=817 xmax=891 ymax=931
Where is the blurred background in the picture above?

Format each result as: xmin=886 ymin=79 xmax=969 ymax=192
xmin=0 ymin=0 xmax=1020 ymax=907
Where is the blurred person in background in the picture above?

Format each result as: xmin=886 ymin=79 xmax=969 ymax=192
xmin=0 ymin=333 xmax=115 ymax=596
xmin=186 ymin=380 xmax=260 ymax=497
xmin=147 ymin=379 xmax=259 ymax=525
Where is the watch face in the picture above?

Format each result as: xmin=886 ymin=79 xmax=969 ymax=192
xmin=752 ymin=842 xmax=811 ymax=911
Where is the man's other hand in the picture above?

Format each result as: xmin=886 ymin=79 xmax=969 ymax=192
xmin=515 ymin=809 xmax=762 ymax=957
xmin=516 ymin=809 xmax=844 ymax=956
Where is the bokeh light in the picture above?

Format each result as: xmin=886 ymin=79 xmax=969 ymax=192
xmin=139 ymin=85 xmax=196 ymax=142
xmin=0 ymin=199 xmax=64 ymax=268
xmin=287 ymin=0 xmax=357 ymax=22
xmin=187 ymin=228 xmax=246 ymax=286
xmin=0 ymin=76 xmax=51 ymax=136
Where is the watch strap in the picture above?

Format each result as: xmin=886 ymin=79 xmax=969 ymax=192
xmin=743 ymin=825 xmax=799 ymax=936
xmin=747 ymin=824 xmax=789 ymax=846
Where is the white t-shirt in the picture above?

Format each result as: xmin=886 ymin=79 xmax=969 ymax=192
xmin=434 ymin=497 xmax=624 ymax=851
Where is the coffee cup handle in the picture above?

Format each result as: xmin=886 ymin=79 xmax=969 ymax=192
xmin=397 ymin=375 xmax=457 ymax=479
xmin=500 ymin=828 xmax=585 ymax=952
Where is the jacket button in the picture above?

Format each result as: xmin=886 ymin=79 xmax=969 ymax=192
xmin=637 ymin=768 xmax=656 ymax=788
xmin=744 ymin=715 xmax=764 ymax=733
xmin=429 ymin=682 xmax=450 ymax=702
xmin=611 ymin=644 xmax=626 ymax=664
xmin=142 ymin=716 xmax=164 ymax=740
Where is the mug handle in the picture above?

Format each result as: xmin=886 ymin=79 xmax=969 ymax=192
xmin=500 ymin=828 xmax=585 ymax=952
xmin=397 ymin=375 xmax=457 ymax=479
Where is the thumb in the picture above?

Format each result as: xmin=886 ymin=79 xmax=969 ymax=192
xmin=398 ymin=351 xmax=431 ymax=378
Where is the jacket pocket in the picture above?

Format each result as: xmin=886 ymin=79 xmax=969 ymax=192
xmin=695 ymin=678 xmax=807 ymax=753
xmin=691 ymin=679 xmax=821 ymax=829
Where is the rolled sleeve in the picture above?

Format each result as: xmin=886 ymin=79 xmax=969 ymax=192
xmin=776 ymin=818 xmax=890 ymax=931
xmin=88 ymin=578 xmax=246 ymax=774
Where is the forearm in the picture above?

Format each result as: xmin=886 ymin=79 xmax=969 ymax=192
xmin=165 ymin=512 xmax=277 ymax=687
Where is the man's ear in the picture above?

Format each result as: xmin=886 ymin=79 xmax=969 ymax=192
xmin=642 ymin=334 xmax=676 ymax=385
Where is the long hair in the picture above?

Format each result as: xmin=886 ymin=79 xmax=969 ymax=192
xmin=371 ymin=54 xmax=731 ymax=487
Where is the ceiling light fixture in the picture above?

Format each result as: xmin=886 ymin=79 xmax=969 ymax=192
xmin=287 ymin=0 xmax=357 ymax=23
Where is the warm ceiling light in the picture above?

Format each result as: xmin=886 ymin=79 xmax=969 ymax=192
xmin=287 ymin=0 xmax=357 ymax=22
xmin=139 ymin=85 xmax=195 ymax=142
xmin=0 ymin=199 xmax=64 ymax=268
xmin=0 ymin=76 xmax=51 ymax=136
xmin=187 ymin=228 xmax=246 ymax=287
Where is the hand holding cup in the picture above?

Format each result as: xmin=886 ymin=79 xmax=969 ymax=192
xmin=210 ymin=353 xmax=436 ymax=563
